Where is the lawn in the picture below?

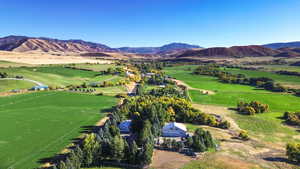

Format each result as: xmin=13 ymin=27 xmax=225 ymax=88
xmin=164 ymin=65 xmax=300 ymax=142
xmin=0 ymin=79 xmax=35 ymax=92
xmin=0 ymin=66 xmax=120 ymax=87
xmin=0 ymin=91 xmax=117 ymax=169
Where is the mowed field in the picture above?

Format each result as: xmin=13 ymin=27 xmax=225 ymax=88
xmin=0 ymin=79 xmax=35 ymax=92
xmin=164 ymin=65 xmax=300 ymax=143
xmin=0 ymin=91 xmax=117 ymax=169
xmin=0 ymin=64 xmax=120 ymax=87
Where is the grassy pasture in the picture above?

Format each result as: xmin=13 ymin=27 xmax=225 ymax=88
xmin=223 ymin=67 xmax=300 ymax=86
xmin=248 ymin=64 xmax=300 ymax=73
xmin=72 ymin=63 xmax=120 ymax=72
xmin=0 ymin=79 xmax=35 ymax=92
xmin=0 ymin=60 xmax=32 ymax=68
xmin=164 ymin=65 xmax=300 ymax=142
xmin=0 ymin=91 xmax=117 ymax=169
xmin=0 ymin=65 xmax=119 ymax=87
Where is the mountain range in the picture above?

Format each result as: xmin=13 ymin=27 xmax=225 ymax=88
xmin=175 ymin=46 xmax=300 ymax=58
xmin=0 ymin=35 xmax=300 ymax=58
xmin=263 ymin=41 xmax=300 ymax=49
xmin=0 ymin=36 xmax=201 ymax=54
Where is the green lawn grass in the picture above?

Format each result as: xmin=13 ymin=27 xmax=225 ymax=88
xmin=0 ymin=66 xmax=119 ymax=87
xmin=0 ymin=79 xmax=35 ymax=92
xmin=164 ymin=65 xmax=300 ymax=142
xmin=0 ymin=91 xmax=117 ymax=169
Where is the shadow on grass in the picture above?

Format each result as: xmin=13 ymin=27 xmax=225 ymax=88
xmin=37 ymin=117 xmax=107 ymax=167
xmin=263 ymin=157 xmax=300 ymax=166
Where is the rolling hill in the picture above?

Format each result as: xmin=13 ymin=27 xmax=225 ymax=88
xmin=263 ymin=41 xmax=300 ymax=49
xmin=0 ymin=36 xmax=201 ymax=54
xmin=176 ymin=45 xmax=281 ymax=58
xmin=0 ymin=36 xmax=115 ymax=53
xmin=117 ymin=43 xmax=202 ymax=54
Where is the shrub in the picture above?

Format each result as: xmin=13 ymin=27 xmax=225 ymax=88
xmin=238 ymin=130 xmax=250 ymax=141
xmin=237 ymin=101 xmax=269 ymax=115
xmin=286 ymin=143 xmax=300 ymax=163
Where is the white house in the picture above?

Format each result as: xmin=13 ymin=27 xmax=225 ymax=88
xmin=162 ymin=122 xmax=187 ymax=137
xmin=118 ymin=120 xmax=131 ymax=133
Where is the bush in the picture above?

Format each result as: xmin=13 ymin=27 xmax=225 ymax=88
xmin=283 ymin=112 xmax=300 ymax=126
xmin=238 ymin=130 xmax=249 ymax=141
xmin=286 ymin=143 xmax=300 ymax=163
xmin=237 ymin=101 xmax=269 ymax=115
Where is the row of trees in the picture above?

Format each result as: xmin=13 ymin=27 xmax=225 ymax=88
xmin=276 ymin=71 xmax=300 ymax=77
xmin=193 ymin=65 xmax=288 ymax=93
xmin=100 ymin=67 xmax=125 ymax=76
xmin=115 ymin=95 xmax=230 ymax=131
xmin=237 ymin=101 xmax=269 ymax=115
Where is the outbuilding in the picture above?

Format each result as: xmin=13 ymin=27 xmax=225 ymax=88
xmin=162 ymin=122 xmax=187 ymax=137
xmin=30 ymin=85 xmax=49 ymax=91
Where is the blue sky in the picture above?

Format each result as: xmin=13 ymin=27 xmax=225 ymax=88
xmin=0 ymin=0 xmax=299 ymax=47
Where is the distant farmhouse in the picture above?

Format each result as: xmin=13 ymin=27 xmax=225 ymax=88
xmin=118 ymin=120 xmax=187 ymax=137
xmin=30 ymin=85 xmax=49 ymax=91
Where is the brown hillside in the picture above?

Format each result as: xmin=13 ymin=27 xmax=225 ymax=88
xmin=176 ymin=45 xmax=281 ymax=58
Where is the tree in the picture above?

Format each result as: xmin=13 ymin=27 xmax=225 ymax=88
xmin=139 ymin=140 xmax=154 ymax=165
xmin=128 ymin=141 xmax=139 ymax=164
xmin=82 ymin=133 xmax=99 ymax=166
xmin=58 ymin=161 xmax=67 ymax=169
xmin=110 ymin=135 xmax=125 ymax=161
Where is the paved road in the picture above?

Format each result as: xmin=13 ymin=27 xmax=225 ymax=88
xmin=0 ymin=78 xmax=45 ymax=86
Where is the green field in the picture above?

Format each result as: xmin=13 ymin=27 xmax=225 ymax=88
xmin=248 ymin=64 xmax=300 ymax=73
xmin=0 ymin=65 xmax=120 ymax=87
xmin=72 ymin=63 xmax=120 ymax=72
xmin=0 ymin=92 xmax=117 ymax=169
xmin=0 ymin=79 xmax=35 ymax=92
xmin=223 ymin=67 xmax=300 ymax=86
xmin=164 ymin=65 xmax=300 ymax=142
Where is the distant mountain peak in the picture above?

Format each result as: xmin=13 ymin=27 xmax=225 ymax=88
xmin=263 ymin=41 xmax=300 ymax=49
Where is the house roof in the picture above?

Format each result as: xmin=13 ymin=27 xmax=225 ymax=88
xmin=163 ymin=122 xmax=187 ymax=132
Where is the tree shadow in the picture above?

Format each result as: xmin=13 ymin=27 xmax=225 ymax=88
xmin=263 ymin=157 xmax=299 ymax=166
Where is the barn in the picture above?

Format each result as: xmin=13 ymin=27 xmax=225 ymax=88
xmin=162 ymin=122 xmax=187 ymax=137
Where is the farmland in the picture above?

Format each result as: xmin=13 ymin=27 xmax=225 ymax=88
xmin=0 ymin=92 xmax=117 ymax=169
xmin=164 ymin=65 xmax=300 ymax=143
xmin=0 ymin=64 xmax=122 ymax=87
xmin=0 ymin=79 xmax=35 ymax=92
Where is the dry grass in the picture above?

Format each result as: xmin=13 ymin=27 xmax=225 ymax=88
xmin=0 ymin=51 xmax=112 ymax=65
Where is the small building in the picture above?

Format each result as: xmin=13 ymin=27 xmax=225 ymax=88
xmin=162 ymin=122 xmax=187 ymax=137
xmin=30 ymin=85 xmax=49 ymax=91
xmin=118 ymin=120 xmax=132 ymax=133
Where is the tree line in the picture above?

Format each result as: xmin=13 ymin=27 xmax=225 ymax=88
xmin=193 ymin=65 xmax=288 ymax=93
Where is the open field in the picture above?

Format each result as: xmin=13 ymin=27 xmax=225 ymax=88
xmin=224 ymin=67 xmax=300 ymax=87
xmin=0 ymin=51 xmax=111 ymax=65
xmin=0 ymin=65 xmax=122 ymax=87
xmin=0 ymin=91 xmax=117 ymax=169
xmin=0 ymin=60 xmax=32 ymax=68
xmin=246 ymin=65 xmax=300 ymax=73
xmin=164 ymin=65 xmax=300 ymax=143
xmin=0 ymin=79 xmax=35 ymax=92
xmin=72 ymin=63 xmax=121 ymax=72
